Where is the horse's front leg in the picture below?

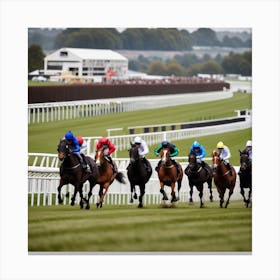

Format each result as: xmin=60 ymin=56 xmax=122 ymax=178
xmin=217 ymin=186 xmax=225 ymax=208
xmin=130 ymin=184 xmax=136 ymax=203
xmin=159 ymin=182 xmax=168 ymax=200
xmin=85 ymin=181 xmax=96 ymax=210
xmin=97 ymin=184 xmax=109 ymax=208
xmin=138 ymin=184 xmax=145 ymax=208
xmin=225 ymin=189 xmax=233 ymax=208
xmin=247 ymin=187 xmax=252 ymax=207
xmin=189 ymin=183 xmax=194 ymax=204
xmin=57 ymin=179 xmax=65 ymax=204
xmin=208 ymin=179 xmax=213 ymax=202
xmin=177 ymin=179 xmax=182 ymax=201
xmin=198 ymin=185 xmax=204 ymax=208
xmin=170 ymin=182 xmax=177 ymax=203
xmin=240 ymin=186 xmax=247 ymax=205
xmin=78 ymin=184 xmax=84 ymax=209
xmin=71 ymin=185 xmax=79 ymax=206
xmin=96 ymin=185 xmax=103 ymax=208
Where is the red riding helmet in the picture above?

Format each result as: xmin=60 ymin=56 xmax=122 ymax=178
xmin=99 ymin=137 xmax=109 ymax=145
xmin=77 ymin=136 xmax=84 ymax=145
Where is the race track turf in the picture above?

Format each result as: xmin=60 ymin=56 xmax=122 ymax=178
xmin=28 ymin=200 xmax=252 ymax=253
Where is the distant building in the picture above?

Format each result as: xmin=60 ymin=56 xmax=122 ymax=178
xmin=44 ymin=48 xmax=128 ymax=82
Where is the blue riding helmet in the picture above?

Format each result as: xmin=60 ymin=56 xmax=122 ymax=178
xmin=193 ymin=141 xmax=200 ymax=148
xmin=162 ymin=141 xmax=169 ymax=147
xmin=65 ymin=131 xmax=74 ymax=140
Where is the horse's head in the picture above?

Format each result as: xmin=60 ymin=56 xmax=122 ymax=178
xmin=212 ymin=149 xmax=221 ymax=172
xmin=239 ymin=151 xmax=250 ymax=172
xmin=188 ymin=152 xmax=198 ymax=171
xmin=160 ymin=148 xmax=170 ymax=164
xmin=57 ymin=139 xmax=69 ymax=161
xmin=95 ymin=147 xmax=105 ymax=167
xmin=129 ymin=144 xmax=139 ymax=164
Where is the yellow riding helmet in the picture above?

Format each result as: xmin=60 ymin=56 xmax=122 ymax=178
xmin=217 ymin=141 xmax=224 ymax=148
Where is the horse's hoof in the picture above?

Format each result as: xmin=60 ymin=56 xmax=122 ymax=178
xmin=210 ymin=196 xmax=213 ymax=202
xmin=171 ymin=197 xmax=177 ymax=203
xmin=130 ymin=198 xmax=133 ymax=203
xmin=133 ymin=193 xmax=138 ymax=199
xmin=58 ymin=199 xmax=63 ymax=204
xmin=138 ymin=204 xmax=143 ymax=208
xmin=71 ymin=201 xmax=75 ymax=206
xmin=96 ymin=203 xmax=99 ymax=208
xmin=85 ymin=205 xmax=90 ymax=210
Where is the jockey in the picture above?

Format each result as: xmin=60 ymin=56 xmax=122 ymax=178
xmin=154 ymin=140 xmax=180 ymax=175
xmin=133 ymin=136 xmax=151 ymax=173
xmin=77 ymin=136 xmax=87 ymax=153
xmin=242 ymin=140 xmax=252 ymax=162
xmin=64 ymin=131 xmax=90 ymax=172
xmin=96 ymin=137 xmax=116 ymax=172
xmin=216 ymin=141 xmax=233 ymax=176
xmin=189 ymin=140 xmax=210 ymax=175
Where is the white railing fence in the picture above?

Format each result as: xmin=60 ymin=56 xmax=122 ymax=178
xmin=28 ymin=90 xmax=233 ymax=124
xmin=28 ymin=159 xmax=244 ymax=207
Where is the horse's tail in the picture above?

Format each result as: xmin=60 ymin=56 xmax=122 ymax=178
xmin=116 ymin=172 xmax=126 ymax=184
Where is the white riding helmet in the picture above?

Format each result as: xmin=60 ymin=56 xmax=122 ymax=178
xmin=246 ymin=140 xmax=252 ymax=147
xmin=134 ymin=136 xmax=142 ymax=144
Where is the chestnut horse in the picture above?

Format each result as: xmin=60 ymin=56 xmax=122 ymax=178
xmin=127 ymin=144 xmax=152 ymax=208
xmin=238 ymin=151 xmax=252 ymax=207
xmin=212 ymin=149 xmax=236 ymax=208
xmin=57 ymin=139 xmax=98 ymax=209
xmin=185 ymin=152 xmax=213 ymax=208
xmin=91 ymin=147 xmax=126 ymax=208
xmin=157 ymin=148 xmax=183 ymax=203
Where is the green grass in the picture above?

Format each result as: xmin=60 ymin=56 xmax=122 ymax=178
xmin=28 ymin=92 xmax=251 ymax=165
xmin=28 ymin=201 xmax=252 ymax=252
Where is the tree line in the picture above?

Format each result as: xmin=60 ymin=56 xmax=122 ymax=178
xmin=130 ymin=51 xmax=252 ymax=76
xmin=29 ymin=28 xmax=251 ymax=51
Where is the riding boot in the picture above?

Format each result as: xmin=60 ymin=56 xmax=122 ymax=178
xmin=76 ymin=153 xmax=85 ymax=168
xmin=155 ymin=160 xmax=161 ymax=172
xmin=225 ymin=162 xmax=233 ymax=176
xmin=143 ymin=157 xmax=152 ymax=173
xmin=107 ymin=156 xmax=116 ymax=173
xmin=201 ymin=161 xmax=208 ymax=176
xmin=172 ymin=160 xmax=179 ymax=177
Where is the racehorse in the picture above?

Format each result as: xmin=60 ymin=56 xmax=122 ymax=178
xmin=57 ymin=139 xmax=98 ymax=209
xmin=185 ymin=152 xmax=213 ymax=208
xmin=157 ymin=147 xmax=183 ymax=203
xmin=238 ymin=151 xmax=252 ymax=207
xmin=212 ymin=149 xmax=236 ymax=208
xmin=90 ymin=146 xmax=126 ymax=208
xmin=127 ymin=144 xmax=152 ymax=208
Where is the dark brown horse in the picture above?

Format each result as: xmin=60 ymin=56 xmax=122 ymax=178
xmin=185 ymin=152 xmax=213 ymax=208
xmin=157 ymin=148 xmax=183 ymax=203
xmin=238 ymin=151 xmax=252 ymax=207
xmin=127 ymin=144 xmax=152 ymax=208
xmin=57 ymin=139 xmax=98 ymax=209
xmin=212 ymin=149 xmax=236 ymax=208
xmin=92 ymin=146 xmax=126 ymax=208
